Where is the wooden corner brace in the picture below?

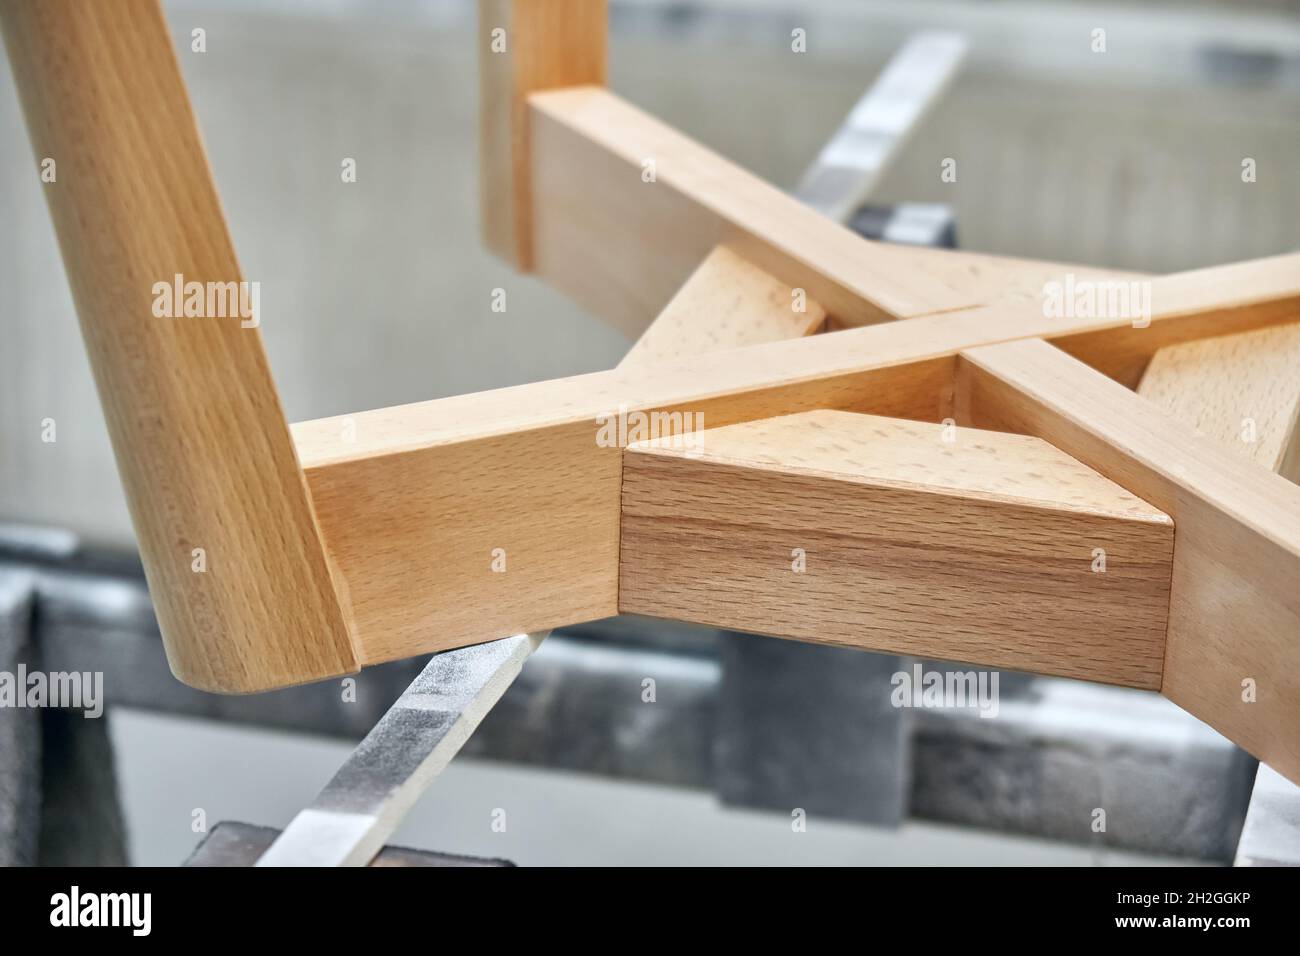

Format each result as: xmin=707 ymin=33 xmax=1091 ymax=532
xmin=7 ymin=0 xmax=1300 ymax=789
xmin=620 ymin=410 xmax=1174 ymax=689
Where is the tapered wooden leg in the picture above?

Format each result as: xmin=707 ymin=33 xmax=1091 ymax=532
xmin=0 ymin=0 xmax=357 ymax=692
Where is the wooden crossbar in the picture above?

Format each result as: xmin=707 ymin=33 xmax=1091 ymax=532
xmin=4 ymin=0 xmax=1299 ymax=788
xmin=528 ymin=85 xmax=1149 ymax=334
xmin=291 ymin=254 xmax=1300 ymax=669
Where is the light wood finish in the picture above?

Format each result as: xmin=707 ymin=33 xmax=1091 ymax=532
xmin=295 ymin=343 xmax=949 ymax=665
xmin=296 ymin=250 xmax=839 ymax=666
xmin=13 ymin=0 xmax=1300 ymax=724
xmin=264 ymin=238 xmax=816 ymax=865
xmin=620 ymin=410 xmax=1174 ymax=687
xmin=528 ymin=85 xmax=1146 ymax=336
xmin=956 ymin=338 xmax=1300 ymax=784
xmin=1135 ymin=311 xmax=1300 ymax=782
xmin=1139 ymin=324 xmax=1300 ymax=481
xmin=623 ymin=244 xmax=826 ymax=365
xmin=479 ymin=0 xmax=606 ymax=269
xmin=293 ymin=252 xmax=1300 ymax=667
xmin=1054 ymin=254 xmax=1300 ymax=387
xmin=625 ymin=410 xmax=1172 ymax=517
xmin=0 ymin=0 xmax=357 ymax=693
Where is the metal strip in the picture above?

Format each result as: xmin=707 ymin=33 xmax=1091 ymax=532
xmin=795 ymin=31 xmax=966 ymax=221
xmin=256 ymin=632 xmax=542 ymax=867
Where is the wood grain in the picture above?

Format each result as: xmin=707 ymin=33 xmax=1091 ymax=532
xmin=957 ymin=338 xmax=1300 ymax=784
xmin=0 ymin=0 xmax=357 ymax=692
xmin=479 ymin=0 xmax=606 ymax=269
xmin=623 ymin=244 xmax=826 ymax=365
xmin=528 ymin=85 xmax=1150 ymax=335
xmin=295 ymin=247 xmax=845 ymax=666
xmin=295 ymin=353 xmax=949 ymax=666
xmin=1139 ymin=323 xmax=1300 ymax=481
xmin=619 ymin=410 xmax=1173 ymax=687
xmin=13 ymin=0 xmax=1298 ymax=702
xmin=294 ymin=253 xmax=1300 ymax=667
xmin=1053 ymin=254 xmax=1300 ymax=387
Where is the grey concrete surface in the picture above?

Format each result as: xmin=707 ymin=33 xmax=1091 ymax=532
xmin=111 ymin=707 xmax=1195 ymax=866
xmin=0 ymin=572 xmax=39 ymax=866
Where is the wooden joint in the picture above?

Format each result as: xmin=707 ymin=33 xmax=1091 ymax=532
xmin=956 ymin=338 xmax=1300 ymax=784
xmin=619 ymin=409 xmax=1173 ymax=688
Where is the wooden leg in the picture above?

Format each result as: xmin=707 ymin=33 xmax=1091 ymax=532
xmin=479 ymin=0 xmax=606 ymax=270
xmin=0 ymin=0 xmax=356 ymax=692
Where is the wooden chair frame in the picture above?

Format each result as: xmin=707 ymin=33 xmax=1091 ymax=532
xmin=5 ymin=1 xmax=1299 ymax=786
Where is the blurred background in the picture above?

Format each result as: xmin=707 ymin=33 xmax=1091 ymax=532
xmin=2 ymin=0 xmax=1298 ymax=865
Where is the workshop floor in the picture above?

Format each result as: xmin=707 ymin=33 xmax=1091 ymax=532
xmin=111 ymin=709 xmax=1193 ymax=867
